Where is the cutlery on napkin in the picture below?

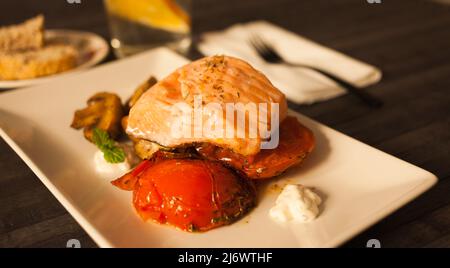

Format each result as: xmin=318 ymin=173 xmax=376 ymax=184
xmin=198 ymin=21 xmax=382 ymax=104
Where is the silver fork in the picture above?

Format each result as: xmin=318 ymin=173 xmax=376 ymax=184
xmin=249 ymin=35 xmax=383 ymax=108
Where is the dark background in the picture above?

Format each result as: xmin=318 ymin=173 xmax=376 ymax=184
xmin=0 ymin=0 xmax=449 ymax=248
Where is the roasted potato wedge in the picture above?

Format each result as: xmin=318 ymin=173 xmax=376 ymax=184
xmin=121 ymin=115 xmax=133 ymax=140
xmin=71 ymin=92 xmax=124 ymax=142
xmin=125 ymin=76 xmax=157 ymax=112
xmin=120 ymin=76 xmax=159 ymax=155
xmin=134 ymin=139 xmax=163 ymax=159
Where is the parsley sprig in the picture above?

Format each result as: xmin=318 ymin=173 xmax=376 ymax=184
xmin=92 ymin=128 xmax=125 ymax=163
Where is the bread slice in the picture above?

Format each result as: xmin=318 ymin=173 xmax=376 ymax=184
xmin=0 ymin=44 xmax=78 ymax=80
xmin=0 ymin=15 xmax=44 ymax=52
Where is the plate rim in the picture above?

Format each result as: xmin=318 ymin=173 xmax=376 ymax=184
xmin=0 ymin=29 xmax=109 ymax=89
xmin=0 ymin=128 xmax=115 ymax=247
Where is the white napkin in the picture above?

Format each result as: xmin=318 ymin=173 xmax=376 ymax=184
xmin=198 ymin=21 xmax=382 ymax=104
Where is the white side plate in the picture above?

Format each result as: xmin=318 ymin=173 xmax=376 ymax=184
xmin=0 ymin=47 xmax=437 ymax=247
xmin=0 ymin=29 xmax=109 ymax=89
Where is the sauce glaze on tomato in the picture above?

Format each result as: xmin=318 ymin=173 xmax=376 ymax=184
xmin=112 ymin=156 xmax=256 ymax=232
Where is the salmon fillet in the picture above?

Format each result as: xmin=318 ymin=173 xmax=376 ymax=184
xmin=127 ymin=55 xmax=288 ymax=156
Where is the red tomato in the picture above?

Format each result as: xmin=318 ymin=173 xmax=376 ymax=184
xmin=112 ymin=157 xmax=256 ymax=232
xmin=196 ymin=116 xmax=315 ymax=179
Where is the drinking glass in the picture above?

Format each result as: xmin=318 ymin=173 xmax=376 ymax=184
xmin=104 ymin=0 xmax=191 ymax=58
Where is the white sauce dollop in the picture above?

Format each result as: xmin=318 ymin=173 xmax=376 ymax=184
xmin=269 ymin=184 xmax=322 ymax=223
xmin=94 ymin=150 xmax=130 ymax=177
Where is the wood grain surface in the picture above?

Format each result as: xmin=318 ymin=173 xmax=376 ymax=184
xmin=0 ymin=0 xmax=449 ymax=248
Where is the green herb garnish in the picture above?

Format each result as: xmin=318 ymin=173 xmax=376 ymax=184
xmin=92 ymin=128 xmax=125 ymax=163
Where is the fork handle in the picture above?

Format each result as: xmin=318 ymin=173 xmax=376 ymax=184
xmin=285 ymin=62 xmax=383 ymax=108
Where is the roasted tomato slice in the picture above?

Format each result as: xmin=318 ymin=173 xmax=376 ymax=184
xmin=112 ymin=157 xmax=256 ymax=232
xmin=111 ymin=160 xmax=153 ymax=191
xmin=196 ymin=116 xmax=315 ymax=179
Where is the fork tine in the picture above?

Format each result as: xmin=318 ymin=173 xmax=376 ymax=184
xmin=252 ymin=34 xmax=267 ymax=50
xmin=249 ymin=34 xmax=281 ymax=63
xmin=249 ymin=34 xmax=267 ymax=58
xmin=252 ymin=35 xmax=270 ymax=55
xmin=258 ymin=37 xmax=281 ymax=61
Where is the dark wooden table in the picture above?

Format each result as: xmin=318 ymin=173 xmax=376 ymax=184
xmin=1 ymin=0 xmax=449 ymax=248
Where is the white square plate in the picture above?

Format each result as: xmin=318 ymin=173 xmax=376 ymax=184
xmin=0 ymin=48 xmax=437 ymax=247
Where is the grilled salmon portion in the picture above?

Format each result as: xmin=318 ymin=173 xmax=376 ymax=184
xmin=127 ymin=55 xmax=288 ymax=156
